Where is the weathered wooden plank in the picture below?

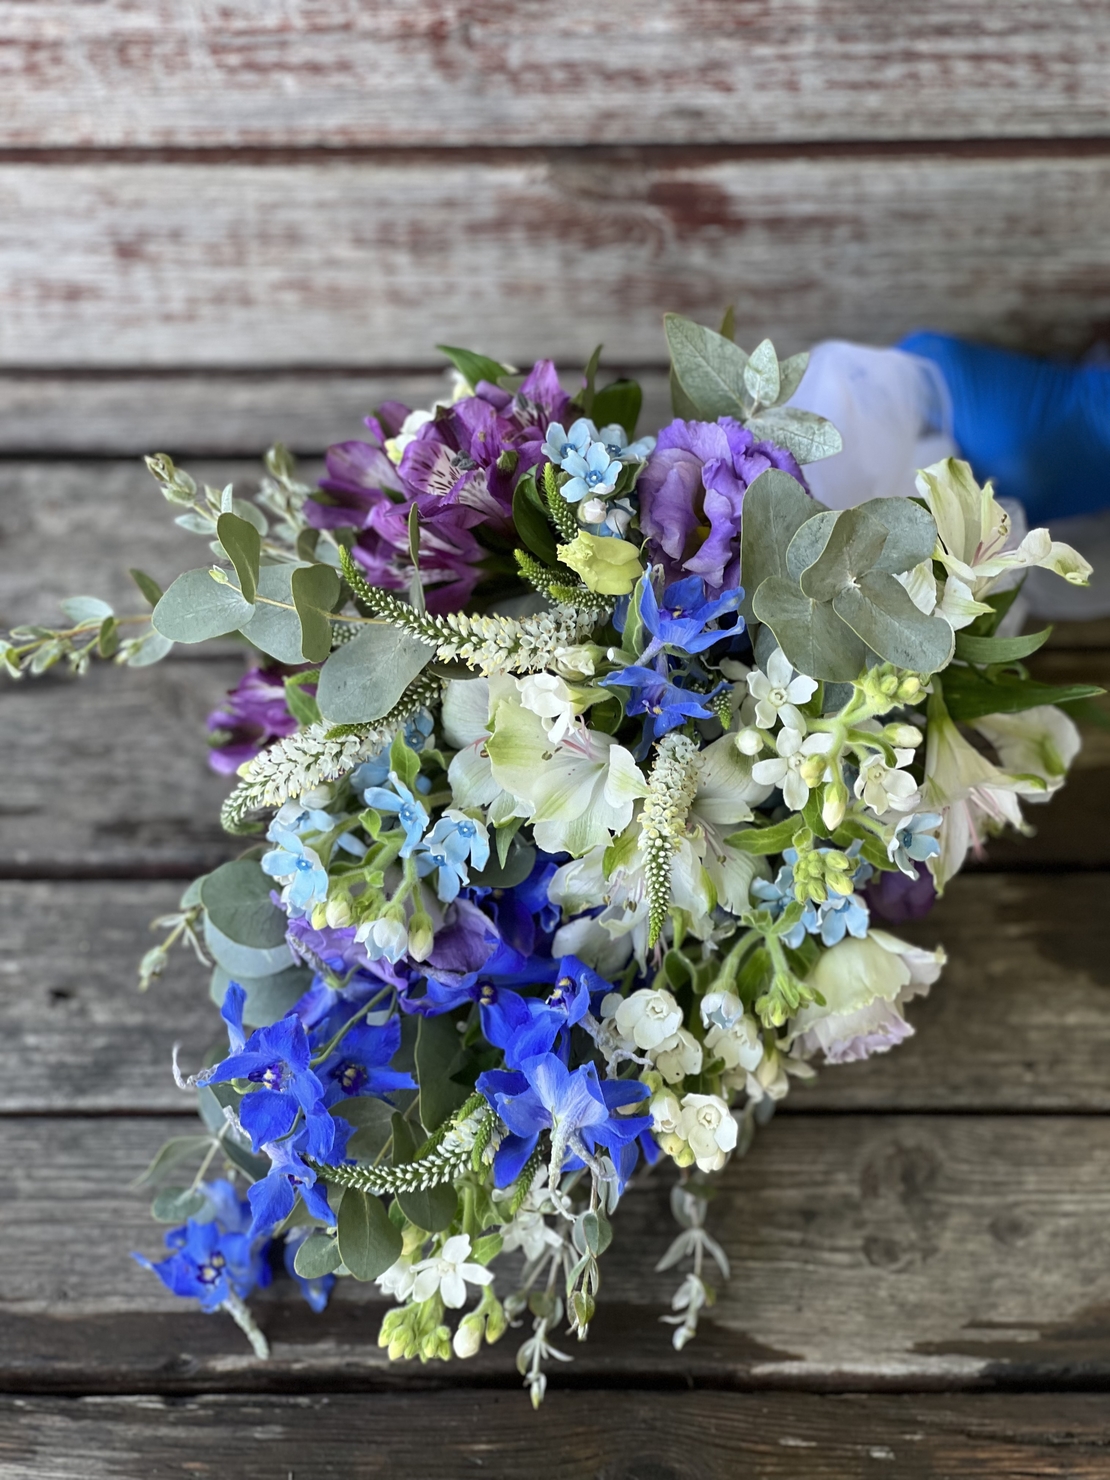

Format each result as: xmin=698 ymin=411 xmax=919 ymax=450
xmin=4 ymin=875 xmax=1110 ymax=1114
xmin=0 ymin=371 xmax=674 ymax=457
xmin=3 ymin=153 xmax=1110 ymax=367
xmin=3 ymin=1 xmax=1109 ymax=149
xmin=4 ymin=1114 xmax=1110 ymax=1389
xmin=5 ymin=1392 xmax=1110 ymax=1480
xmin=0 ymin=659 xmax=240 ymax=877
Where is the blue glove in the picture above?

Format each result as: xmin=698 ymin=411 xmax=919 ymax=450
xmin=899 ymin=331 xmax=1110 ymax=524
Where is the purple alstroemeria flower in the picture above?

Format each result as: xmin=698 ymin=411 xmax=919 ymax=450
xmin=639 ymin=417 xmax=807 ymax=594
xmin=201 ymin=988 xmax=329 ymax=1155
xmin=316 ymin=1017 xmax=415 ymax=1108
xmin=248 ymin=1118 xmax=349 ymax=1237
xmin=478 ymin=1053 xmax=650 ymax=1185
xmin=134 ymin=1180 xmax=268 ymax=1313
xmin=601 ymin=664 xmax=727 ymax=740
xmin=206 ymin=666 xmax=301 ymax=776
xmin=638 ymin=575 xmax=744 ymax=661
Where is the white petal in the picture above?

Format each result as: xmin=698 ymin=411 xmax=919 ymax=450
xmin=751 ymin=758 xmax=787 ymax=786
xmin=782 ymin=770 xmax=810 ymax=812
xmin=785 ymin=674 xmax=818 ymax=704
xmin=766 ymin=648 xmax=792 ymax=686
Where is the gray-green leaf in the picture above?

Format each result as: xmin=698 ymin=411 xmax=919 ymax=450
xmin=832 ymin=572 xmax=954 ymax=674
xmin=200 ymin=859 xmax=289 ymax=949
xmin=752 ymin=575 xmax=869 ymax=682
xmin=292 ymin=564 xmax=342 ymax=664
xmin=773 ymin=351 xmax=809 ymax=407
xmin=664 ymin=314 xmax=749 ymax=420
xmin=294 ymin=1230 xmax=343 ymax=1280
xmin=151 ymin=1186 xmax=209 ymax=1223
xmin=316 ymin=623 xmax=432 ymax=725
xmin=798 ymin=506 xmax=888 ymax=603
xmin=216 ymin=512 xmax=261 ymax=605
xmin=336 ymin=1188 xmax=402 ymax=1281
xmin=747 ymin=407 xmax=843 ymax=464
xmin=209 ymin=965 xmax=312 ymax=1027
xmin=739 ymin=468 xmax=823 ymax=621
xmin=238 ymin=563 xmax=310 ymax=664
xmin=153 ymin=567 xmax=254 ymax=643
xmin=203 ymin=914 xmax=294 ymax=980
xmin=743 ymin=338 xmax=780 ymax=408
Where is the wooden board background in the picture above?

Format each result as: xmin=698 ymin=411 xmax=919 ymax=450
xmin=3 ymin=4 xmax=1110 ymax=1477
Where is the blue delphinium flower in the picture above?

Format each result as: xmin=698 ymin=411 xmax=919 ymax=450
xmin=601 ymin=664 xmax=726 ymax=740
xmin=261 ymin=829 xmax=329 ymax=915
xmin=887 ymin=812 xmax=943 ymax=877
xmin=560 ymin=441 xmax=623 ymax=502
xmin=596 ymin=423 xmax=656 ymax=462
xmin=200 ymin=990 xmax=330 ymax=1155
xmin=134 ymin=1180 xmax=268 ymax=1313
xmin=478 ymin=1053 xmax=650 ymax=1185
xmin=316 ymin=1016 xmax=415 ymax=1107
xmin=283 ymin=1228 xmax=335 ymax=1313
xmin=638 ymin=575 xmax=744 ymax=661
xmin=541 ymin=417 xmax=595 ymax=466
xmin=477 ymin=963 xmax=591 ymax=1070
xmin=249 ymin=1119 xmax=348 ymax=1236
xmin=361 ymin=772 xmax=429 ymax=857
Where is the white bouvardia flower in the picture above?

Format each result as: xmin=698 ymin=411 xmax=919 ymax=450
xmin=747 ymin=647 xmax=818 ymax=731
xmin=613 ymin=988 xmax=683 ymax=1051
xmin=411 ymin=1234 xmax=494 ymax=1309
xmin=677 ymin=1093 xmax=738 ymax=1173
xmin=854 ymin=748 xmax=921 ymax=815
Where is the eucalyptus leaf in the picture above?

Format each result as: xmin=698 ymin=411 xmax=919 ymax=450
xmin=739 ymin=468 xmax=825 ymax=621
xmin=151 ymin=1186 xmax=209 ymax=1223
xmin=798 ymin=506 xmax=888 ymax=603
xmin=832 ymin=572 xmax=954 ymax=674
xmin=132 ymin=1135 xmax=213 ymax=1188
xmin=746 ymin=407 xmax=843 ymax=464
xmin=863 ymin=498 xmax=939 ymax=575
xmin=231 ymin=498 xmax=268 ymax=536
xmin=200 ymin=859 xmax=288 ymax=949
xmin=209 ymin=964 xmax=312 ymax=1028
xmin=470 ymin=834 xmax=536 ymax=889
xmin=175 ymin=512 xmax=215 ymax=535
xmin=743 ymin=338 xmax=780 ymax=408
xmin=153 ymin=567 xmax=254 ymax=643
xmin=753 ymin=574 xmax=869 ymax=682
xmin=216 ymin=512 xmax=261 ymax=605
xmin=774 ymin=351 xmax=809 ymax=406
xmin=669 ymin=364 xmax=700 ymax=420
xmin=392 ymin=1111 xmax=459 ymax=1232
xmin=238 ymin=563 xmax=310 ymax=663
xmin=61 ymin=595 xmax=113 ymax=625
xmin=129 ymin=568 xmax=164 ymax=608
xmin=784 ymin=510 xmax=837 ymax=583
xmin=664 ymin=314 xmax=749 ymax=419
xmin=336 ymin=1187 xmax=401 ymax=1281
xmin=292 ymin=564 xmax=342 ymax=663
xmin=332 ymin=1096 xmax=394 ymax=1161
xmin=294 ymin=1230 xmax=343 ymax=1279
xmin=203 ymin=914 xmax=294 ymax=980
xmin=317 ymin=623 xmax=433 ymax=725
xmin=125 ymin=630 xmax=174 ymax=667
xmin=436 ymin=343 xmax=510 ymax=388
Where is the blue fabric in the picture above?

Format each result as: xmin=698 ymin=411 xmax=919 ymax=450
xmin=899 ymin=331 xmax=1110 ymax=523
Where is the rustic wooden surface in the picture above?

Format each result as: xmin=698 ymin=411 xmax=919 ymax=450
xmin=5 ymin=3 xmax=1110 ymax=1474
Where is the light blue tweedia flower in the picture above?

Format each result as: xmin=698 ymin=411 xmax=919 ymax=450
xmin=414 ymin=812 xmax=489 ymax=903
xmin=750 ymin=864 xmax=816 ymax=948
xmin=887 ymin=812 xmax=943 ymax=878
xmin=261 ymin=829 xmax=329 ymax=914
xmin=815 ymin=891 xmax=870 ymax=947
xmin=267 ymin=799 xmax=334 ymax=840
xmin=361 ymin=772 xmax=429 ymax=857
xmin=541 ymin=417 xmax=596 ymax=467
xmin=560 ymin=441 xmax=623 ymax=502
xmin=597 ymin=422 xmax=656 ymax=462
xmin=350 ymin=715 xmax=434 ymax=796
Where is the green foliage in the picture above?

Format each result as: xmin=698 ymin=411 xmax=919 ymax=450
xmin=471 ymin=834 xmax=536 ymax=889
xmin=436 ymin=343 xmax=511 ymax=388
xmin=238 ymin=564 xmax=309 ymax=663
xmin=391 ymin=1111 xmax=459 ymax=1232
xmin=727 ymin=816 xmax=801 ymax=855
xmin=954 ymin=627 xmax=1052 ymax=664
xmin=284 ymin=670 xmax=322 ymax=726
xmin=416 ymin=1014 xmax=470 ymax=1133
xmin=939 ymin=667 xmax=1105 ymax=723
xmin=592 ymin=378 xmax=642 ymax=437
xmin=151 ymin=1186 xmax=209 ymax=1223
xmin=199 ymin=859 xmax=289 ymax=949
xmin=577 ymin=343 xmax=603 ymax=416
xmin=209 ymin=964 xmax=312 ymax=1028
xmin=336 ymin=1186 xmax=402 ymax=1280
xmin=202 ymin=914 xmax=295 ymax=981
xmin=129 ymin=568 xmax=164 ymax=608
xmin=153 ymin=567 xmax=254 ymax=643
xmin=512 ymin=469 xmax=560 ymax=566
xmin=294 ymin=1230 xmax=343 ymax=1279
xmin=291 ymin=563 xmax=341 ymax=663
xmin=215 ymin=511 xmax=261 ymax=604
xmin=316 ymin=622 xmax=433 ymax=724
xmin=335 ymin=1096 xmax=394 ymax=1161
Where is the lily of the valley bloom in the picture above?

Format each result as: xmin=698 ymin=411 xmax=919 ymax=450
xmin=791 ymin=929 xmax=945 ymax=1064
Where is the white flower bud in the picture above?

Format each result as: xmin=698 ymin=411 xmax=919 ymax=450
xmin=578 ymin=496 xmax=609 ymax=525
xmin=452 ymin=1312 xmax=484 ymax=1359
xmin=325 ymin=897 xmax=352 ymax=928
xmin=735 ymin=727 xmax=764 ymax=756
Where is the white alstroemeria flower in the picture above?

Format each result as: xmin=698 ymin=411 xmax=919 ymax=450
xmin=854 ymin=748 xmax=921 ymax=816
xmin=896 ymin=558 xmax=939 ymax=615
xmin=677 ymin=1093 xmax=738 ymax=1173
xmin=653 ymin=1028 xmax=704 ymax=1085
xmin=442 ymin=677 xmax=530 ymax=827
xmin=935 ymin=573 xmax=994 ymax=631
xmin=551 ymin=912 xmax=634 ymax=979
xmin=916 ymin=457 xmax=1091 ymax=599
xmin=688 ymin=734 xmax=769 ymax=914
xmin=748 ymin=647 xmax=819 ymax=731
xmin=973 ymin=704 xmax=1080 ymax=800
xmin=487 ymin=696 xmax=648 ymax=856
xmin=411 ymin=1234 xmax=493 ymax=1310
xmin=516 ymin=671 xmax=580 ymax=745
xmin=376 ymin=1256 xmax=417 ymax=1302
xmin=791 ymin=930 xmax=945 ymax=1065
xmin=923 ymin=696 xmax=1044 ymax=888
xmin=615 ymin=988 xmax=683 ymax=1051
xmin=752 ymin=729 xmax=834 ymax=812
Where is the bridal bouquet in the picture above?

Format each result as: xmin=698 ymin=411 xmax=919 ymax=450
xmin=5 ymin=317 xmax=1102 ymax=1403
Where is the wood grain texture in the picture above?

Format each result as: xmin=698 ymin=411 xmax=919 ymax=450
xmin=5 ymin=1391 xmax=1110 ymax=1480
xmin=5 ymin=1113 xmax=1110 ymax=1389
xmin=3 ymin=153 xmax=1110 ymax=368
xmin=0 ymin=371 xmax=675 ymax=456
xmin=5 ymin=874 xmax=1110 ymax=1115
xmin=3 ymin=1 xmax=1110 ymax=149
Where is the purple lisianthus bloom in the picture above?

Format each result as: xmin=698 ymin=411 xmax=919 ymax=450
xmin=864 ymin=867 xmax=938 ymax=923
xmin=639 ymin=417 xmax=808 ymax=594
xmin=206 ymin=666 xmax=301 ymax=776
